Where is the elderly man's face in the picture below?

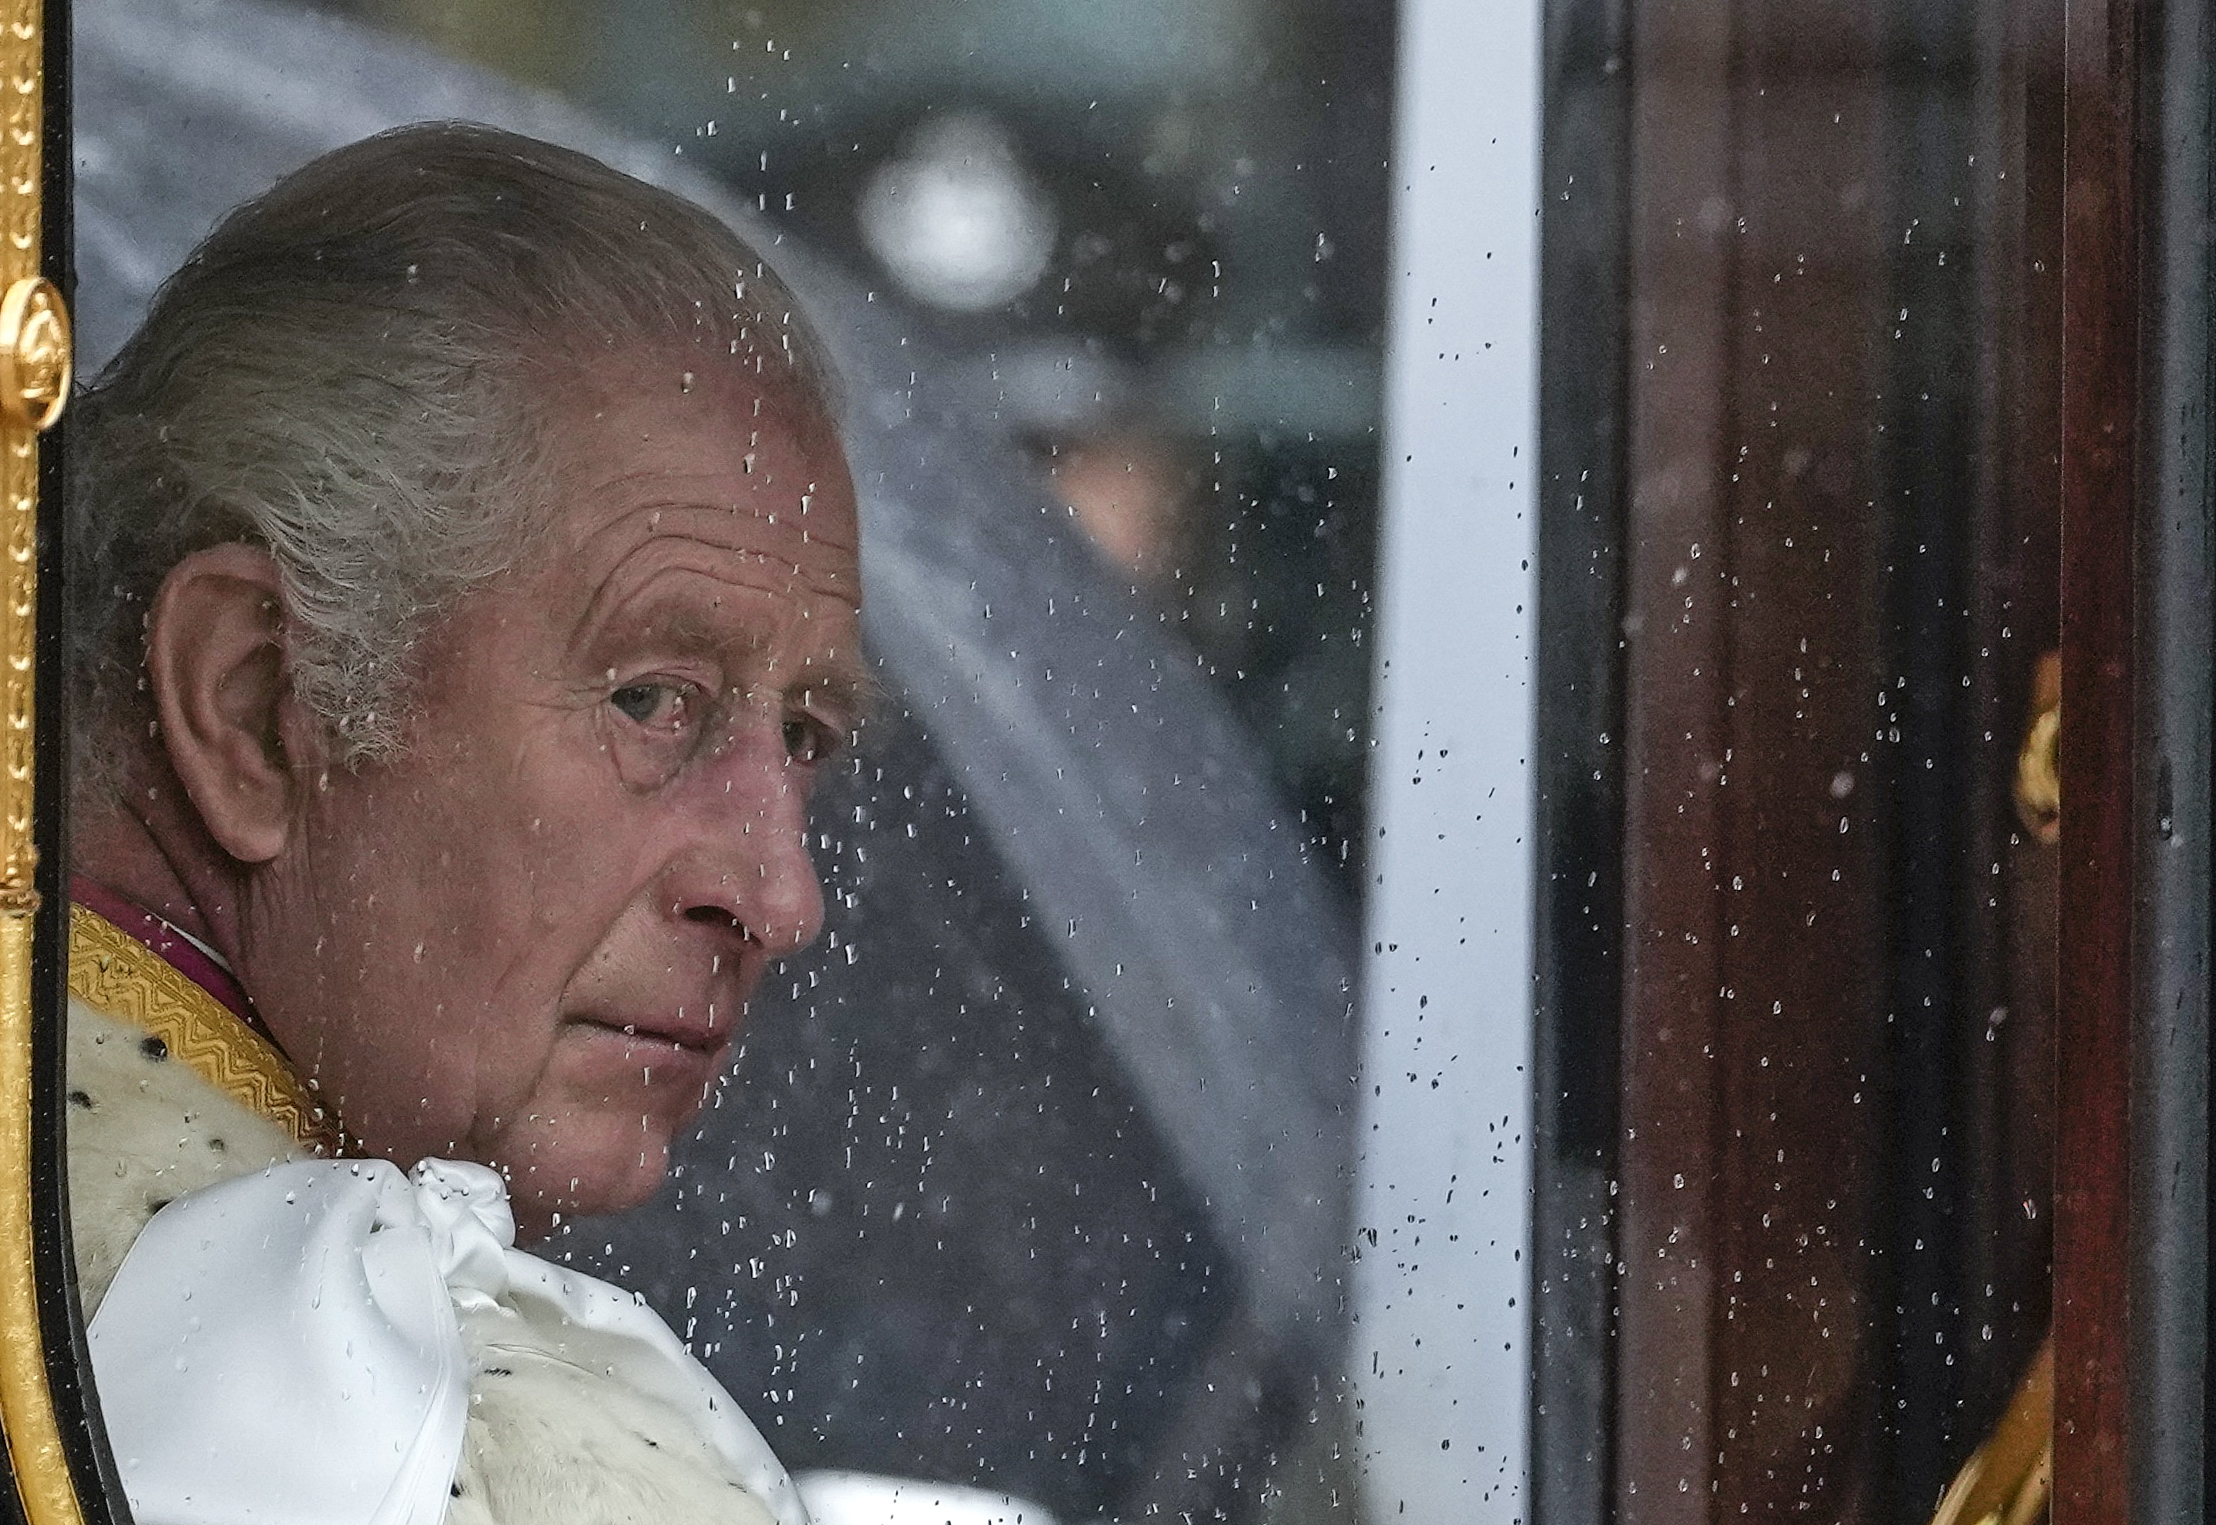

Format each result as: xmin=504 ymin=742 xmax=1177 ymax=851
xmin=246 ymin=354 xmax=862 ymax=1229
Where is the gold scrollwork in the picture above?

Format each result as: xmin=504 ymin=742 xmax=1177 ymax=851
xmin=0 ymin=5 xmax=79 ymax=1525
xmin=2012 ymin=650 xmax=2061 ymax=846
xmin=1926 ymin=1338 xmax=2052 ymax=1525
xmin=0 ymin=276 xmax=69 ymax=433
xmin=69 ymin=906 xmax=345 ymax=1156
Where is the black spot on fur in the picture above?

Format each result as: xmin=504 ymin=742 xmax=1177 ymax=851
xmin=207 ymin=1136 xmax=226 ymax=1153
xmin=483 ymin=1367 xmax=514 ymax=1378
xmin=641 ymin=1437 xmax=660 ymax=1449
xmin=139 ymin=1035 xmax=168 ymax=1062
xmin=67 ymin=1089 xmax=92 ymax=1110
xmin=450 ymin=1483 xmax=464 ymax=1498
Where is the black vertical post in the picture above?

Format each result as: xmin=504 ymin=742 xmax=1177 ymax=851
xmin=1878 ymin=0 xmax=1977 ymax=1513
xmin=26 ymin=4 xmax=128 ymax=1519
xmin=1530 ymin=1 xmax=1632 ymax=1522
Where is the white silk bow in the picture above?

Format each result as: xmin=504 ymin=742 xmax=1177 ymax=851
xmin=88 ymin=1157 xmax=804 ymax=1525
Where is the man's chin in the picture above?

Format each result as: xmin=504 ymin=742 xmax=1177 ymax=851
xmin=492 ymin=1126 xmax=680 ymax=1241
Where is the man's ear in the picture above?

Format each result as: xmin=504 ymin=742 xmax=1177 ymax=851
xmin=144 ymin=544 xmax=306 ymax=864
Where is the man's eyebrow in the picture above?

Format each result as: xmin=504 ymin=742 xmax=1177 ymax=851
xmin=787 ymin=649 xmax=884 ymax=728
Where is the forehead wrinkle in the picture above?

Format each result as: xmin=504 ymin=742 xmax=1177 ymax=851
xmin=565 ymin=505 xmax=858 ymax=612
xmin=563 ymin=550 xmax=857 ymax=680
xmin=565 ymin=488 xmax=858 ymax=606
xmin=570 ymin=492 xmax=861 ymax=557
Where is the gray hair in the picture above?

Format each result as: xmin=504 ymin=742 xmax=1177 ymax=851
xmin=71 ymin=120 xmax=835 ymax=790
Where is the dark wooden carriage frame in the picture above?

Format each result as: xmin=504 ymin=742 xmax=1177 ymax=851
xmin=0 ymin=1 xmax=2195 ymax=1522
xmin=1528 ymin=0 xmax=2207 ymax=1523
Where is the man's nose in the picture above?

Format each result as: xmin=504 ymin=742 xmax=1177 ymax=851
xmin=663 ymin=734 xmax=825 ymax=958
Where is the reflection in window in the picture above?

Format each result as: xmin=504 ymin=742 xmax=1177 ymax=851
xmin=317 ymin=0 xmax=1395 ymax=883
xmin=72 ymin=1 xmax=1390 ymax=1521
xmin=1531 ymin=4 xmax=2062 ymax=1523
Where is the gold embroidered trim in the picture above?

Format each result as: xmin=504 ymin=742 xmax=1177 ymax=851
xmin=67 ymin=904 xmax=344 ymax=1156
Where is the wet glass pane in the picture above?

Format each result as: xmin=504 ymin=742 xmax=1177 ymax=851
xmin=65 ymin=1 xmax=1407 ymax=1522
xmin=57 ymin=0 xmax=2104 ymax=1522
xmin=1528 ymin=4 xmax=2065 ymax=1523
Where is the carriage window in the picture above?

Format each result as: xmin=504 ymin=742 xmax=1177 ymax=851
xmin=69 ymin=1 xmax=1410 ymax=1521
xmin=57 ymin=1 xmax=2099 ymax=1523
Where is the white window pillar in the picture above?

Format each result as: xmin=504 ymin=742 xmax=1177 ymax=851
xmin=1352 ymin=0 xmax=1543 ymax=1518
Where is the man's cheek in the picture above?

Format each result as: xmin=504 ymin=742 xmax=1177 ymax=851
xmin=494 ymin=812 xmax=663 ymax=947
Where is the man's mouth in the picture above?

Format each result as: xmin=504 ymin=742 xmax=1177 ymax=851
xmin=568 ymin=1010 xmax=732 ymax=1060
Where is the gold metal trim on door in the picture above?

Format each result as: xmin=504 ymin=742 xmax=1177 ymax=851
xmin=0 ymin=3 xmax=76 ymax=1522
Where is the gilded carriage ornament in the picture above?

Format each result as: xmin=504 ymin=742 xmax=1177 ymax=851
xmin=0 ymin=275 xmax=58 ymax=914
xmin=0 ymin=275 xmax=69 ymax=433
xmin=2013 ymin=651 xmax=2061 ymax=846
xmin=0 ymin=5 xmax=78 ymax=1524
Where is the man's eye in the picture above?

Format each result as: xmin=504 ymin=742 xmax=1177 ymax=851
xmin=783 ymin=716 xmax=840 ymax=763
xmin=610 ymin=682 xmax=692 ymax=729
